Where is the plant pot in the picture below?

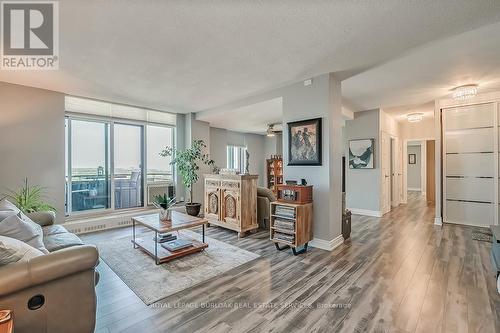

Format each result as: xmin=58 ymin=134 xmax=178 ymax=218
xmin=185 ymin=203 xmax=201 ymax=216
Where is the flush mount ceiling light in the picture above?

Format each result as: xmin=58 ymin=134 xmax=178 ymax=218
xmin=407 ymin=113 xmax=424 ymax=123
xmin=266 ymin=124 xmax=276 ymax=137
xmin=452 ymin=84 xmax=478 ymax=100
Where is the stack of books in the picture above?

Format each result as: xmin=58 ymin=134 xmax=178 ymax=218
xmin=161 ymin=239 xmax=193 ymax=251
xmin=275 ymin=205 xmax=295 ymax=219
xmin=273 ymin=232 xmax=295 ymax=243
xmin=153 ymin=233 xmax=177 ymax=243
xmin=274 ymin=219 xmax=295 ymax=231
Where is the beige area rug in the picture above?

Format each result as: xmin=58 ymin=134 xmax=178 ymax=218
xmin=89 ymin=230 xmax=260 ymax=305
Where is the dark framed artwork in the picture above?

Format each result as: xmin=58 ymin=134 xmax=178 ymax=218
xmin=409 ymin=154 xmax=416 ymax=164
xmin=349 ymin=139 xmax=374 ymax=169
xmin=287 ymin=118 xmax=322 ymax=166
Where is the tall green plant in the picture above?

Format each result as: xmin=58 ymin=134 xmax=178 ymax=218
xmin=6 ymin=178 xmax=56 ymax=213
xmin=160 ymin=140 xmax=214 ymax=204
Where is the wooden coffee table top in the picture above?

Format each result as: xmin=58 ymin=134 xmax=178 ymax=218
xmin=132 ymin=211 xmax=208 ymax=233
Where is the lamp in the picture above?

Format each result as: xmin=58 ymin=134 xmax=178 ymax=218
xmin=266 ymin=124 xmax=276 ymax=137
xmin=452 ymin=84 xmax=478 ymax=100
xmin=407 ymin=113 xmax=424 ymax=123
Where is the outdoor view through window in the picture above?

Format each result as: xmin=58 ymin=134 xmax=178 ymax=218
xmin=65 ymin=118 xmax=173 ymax=214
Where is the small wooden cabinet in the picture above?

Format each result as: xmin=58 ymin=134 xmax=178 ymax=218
xmin=204 ymin=174 xmax=259 ymax=237
xmin=270 ymin=201 xmax=313 ymax=255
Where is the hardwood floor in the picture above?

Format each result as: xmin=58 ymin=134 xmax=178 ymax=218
xmin=81 ymin=193 xmax=500 ymax=333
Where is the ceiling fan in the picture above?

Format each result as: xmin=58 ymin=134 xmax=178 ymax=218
xmin=266 ymin=123 xmax=282 ymax=137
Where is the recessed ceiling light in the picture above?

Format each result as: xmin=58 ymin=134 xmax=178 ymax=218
xmin=407 ymin=113 xmax=424 ymax=122
xmin=452 ymin=84 xmax=478 ymax=100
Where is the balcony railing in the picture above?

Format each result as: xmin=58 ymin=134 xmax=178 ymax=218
xmin=66 ymin=172 xmax=173 ymax=213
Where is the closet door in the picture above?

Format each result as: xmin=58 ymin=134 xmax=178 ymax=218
xmin=443 ymin=103 xmax=496 ymax=227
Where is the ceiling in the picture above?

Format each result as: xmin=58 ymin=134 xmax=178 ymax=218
xmin=1 ymin=1 xmax=500 ymax=115
xmin=199 ymin=97 xmax=283 ymax=134
xmin=343 ymin=21 xmax=500 ymax=113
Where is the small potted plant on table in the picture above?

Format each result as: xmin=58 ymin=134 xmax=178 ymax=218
xmin=160 ymin=140 xmax=214 ymax=217
xmin=153 ymin=194 xmax=175 ymax=221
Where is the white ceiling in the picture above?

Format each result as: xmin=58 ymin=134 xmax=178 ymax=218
xmin=199 ymin=97 xmax=283 ymax=134
xmin=1 ymin=1 xmax=500 ymax=115
xmin=343 ymin=21 xmax=500 ymax=113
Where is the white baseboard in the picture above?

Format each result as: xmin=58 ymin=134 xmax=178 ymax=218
xmin=348 ymin=208 xmax=383 ymax=217
xmin=434 ymin=217 xmax=442 ymax=226
xmin=309 ymin=234 xmax=344 ymax=251
xmin=408 ymin=187 xmax=421 ymax=191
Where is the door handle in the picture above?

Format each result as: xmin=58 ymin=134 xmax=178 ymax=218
xmin=385 ymin=175 xmax=389 ymax=178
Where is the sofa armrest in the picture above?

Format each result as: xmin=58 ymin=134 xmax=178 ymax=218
xmin=0 ymin=245 xmax=99 ymax=297
xmin=25 ymin=211 xmax=56 ymax=227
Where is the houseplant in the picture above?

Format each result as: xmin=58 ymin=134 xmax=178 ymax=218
xmin=153 ymin=193 xmax=176 ymax=221
xmin=6 ymin=178 xmax=56 ymax=213
xmin=160 ymin=139 xmax=214 ymax=216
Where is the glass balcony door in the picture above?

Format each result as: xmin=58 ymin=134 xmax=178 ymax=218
xmin=113 ymin=123 xmax=144 ymax=209
xmin=67 ymin=119 xmax=111 ymax=213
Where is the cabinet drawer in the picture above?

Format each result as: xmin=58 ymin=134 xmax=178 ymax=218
xmin=205 ymin=179 xmax=221 ymax=188
xmin=221 ymin=180 xmax=240 ymax=190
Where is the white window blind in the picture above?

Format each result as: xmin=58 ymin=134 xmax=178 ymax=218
xmin=65 ymin=96 xmax=176 ymax=126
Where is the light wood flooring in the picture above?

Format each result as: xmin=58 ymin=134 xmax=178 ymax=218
xmin=81 ymin=192 xmax=500 ymax=333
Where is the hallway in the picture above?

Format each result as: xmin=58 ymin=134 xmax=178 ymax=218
xmin=85 ymin=194 xmax=499 ymax=333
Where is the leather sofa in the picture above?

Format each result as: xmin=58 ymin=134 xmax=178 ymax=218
xmin=0 ymin=212 xmax=99 ymax=333
xmin=257 ymin=187 xmax=276 ymax=229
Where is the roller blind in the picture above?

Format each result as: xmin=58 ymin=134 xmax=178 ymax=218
xmin=65 ymin=96 xmax=176 ymax=126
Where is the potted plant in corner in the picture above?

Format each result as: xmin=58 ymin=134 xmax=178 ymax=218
xmin=160 ymin=139 xmax=214 ymax=216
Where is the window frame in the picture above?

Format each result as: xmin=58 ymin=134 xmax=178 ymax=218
xmin=227 ymin=145 xmax=247 ymax=174
xmin=65 ymin=113 xmax=176 ymax=218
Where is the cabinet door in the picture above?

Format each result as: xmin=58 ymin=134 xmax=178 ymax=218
xmin=221 ymin=189 xmax=240 ymax=226
xmin=205 ymin=187 xmax=221 ymax=221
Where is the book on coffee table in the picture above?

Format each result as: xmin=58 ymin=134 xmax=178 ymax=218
xmin=161 ymin=239 xmax=193 ymax=252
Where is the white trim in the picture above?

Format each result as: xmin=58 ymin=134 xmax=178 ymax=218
xmin=407 ymin=187 xmax=421 ymax=191
xmin=348 ymin=208 xmax=383 ymax=217
xmin=309 ymin=234 xmax=344 ymax=251
xmin=434 ymin=217 xmax=442 ymax=226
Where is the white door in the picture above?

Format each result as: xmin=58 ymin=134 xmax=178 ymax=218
xmin=398 ymin=140 xmax=405 ymax=203
xmin=391 ymin=137 xmax=399 ymax=207
xmin=381 ymin=132 xmax=391 ymax=215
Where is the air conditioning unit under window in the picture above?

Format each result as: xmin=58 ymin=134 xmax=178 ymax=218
xmin=147 ymin=183 xmax=175 ymax=205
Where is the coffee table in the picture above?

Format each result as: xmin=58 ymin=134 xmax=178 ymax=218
xmin=131 ymin=211 xmax=208 ymax=265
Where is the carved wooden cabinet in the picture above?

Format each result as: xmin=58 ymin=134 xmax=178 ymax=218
xmin=204 ymin=174 xmax=259 ymax=237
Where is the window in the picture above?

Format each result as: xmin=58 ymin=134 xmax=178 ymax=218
xmin=66 ymin=119 xmax=111 ymax=213
xmin=227 ymin=145 xmax=247 ymax=174
xmin=65 ymin=116 xmax=175 ymax=216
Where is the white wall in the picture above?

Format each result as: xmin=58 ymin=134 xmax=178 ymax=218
xmin=264 ymin=133 xmax=282 ymax=159
xmin=407 ymin=145 xmax=421 ymax=190
xmin=399 ymin=117 xmax=435 ymax=140
xmin=209 ymin=127 xmax=266 ymax=186
xmin=0 ymin=82 xmax=65 ymax=222
xmin=344 ymin=109 xmax=381 ymax=212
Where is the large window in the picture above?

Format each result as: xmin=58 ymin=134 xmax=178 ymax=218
xmin=66 ymin=119 xmax=111 ymax=213
xmin=65 ymin=117 xmax=174 ymax=216
xmin=227 ymin=145 xmax=246 ymax=174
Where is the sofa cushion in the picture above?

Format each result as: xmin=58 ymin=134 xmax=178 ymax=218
xmin=0 ymin=214 xmax=48 ymax=254
xmin=0 ymin=235 xmax=43 ymax=265
xmin=0 ymin=209 xmax=17 ymax=221
xmin=42 ymin=224 xmax=68 ymax=236
xmin=257 ymin=187 xmax=277 ymax=202
xmin=44 ymin=232 xmax=84 ymax=252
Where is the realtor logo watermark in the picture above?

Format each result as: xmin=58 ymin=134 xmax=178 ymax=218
xmin=1 ymin=1 xmax=58 ymax=70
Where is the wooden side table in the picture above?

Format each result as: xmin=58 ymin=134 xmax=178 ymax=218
xmin=0 ymin=310 xmax=13 ymax=333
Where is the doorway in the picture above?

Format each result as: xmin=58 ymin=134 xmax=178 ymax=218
xmin=405 ymin=139 xmax=435 ymax=205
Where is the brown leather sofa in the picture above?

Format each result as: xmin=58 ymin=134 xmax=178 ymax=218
xmin=257 ymin=187 xmax=276 ymax=229
xmin=0 ymin=212 xmax=99 ymax=333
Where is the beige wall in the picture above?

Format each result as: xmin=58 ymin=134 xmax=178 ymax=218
xmin=0 ymin=82 xmax=65 ymax=222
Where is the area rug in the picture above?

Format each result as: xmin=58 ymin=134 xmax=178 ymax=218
xmin=89 ymin=230 xmax=260 ymax=305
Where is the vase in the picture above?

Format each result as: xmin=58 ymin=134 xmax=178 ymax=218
xmin=159 ymin=208 xmax=171 ymax=221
